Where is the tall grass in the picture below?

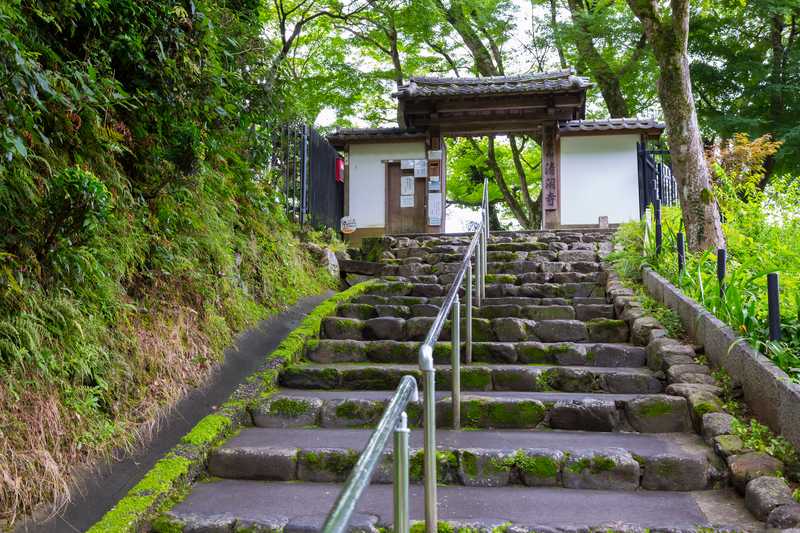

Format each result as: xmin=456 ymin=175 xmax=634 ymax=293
xmin=611 ymin=170 xmax=800 ymax=383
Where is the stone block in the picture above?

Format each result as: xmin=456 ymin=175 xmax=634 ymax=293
xmin=297 ymin=448 xmax=359 ymax=482
xmin=767 ymin=503 xmax=800 ymax=529
xmin=252 ymin=396 xmax=322 ymax=428
xmin=558 ymin=250 xmax=597 ymax=262
xmin=523 ymin=305 xmax=575 ymax=321
xmin=701 ymin=412 xmax=736 ymax=445
xmin=458 ymin=449 xmax=514 ymax=487
xmin=588 ymin=344 xmax=646 ymax=367
xmin=477 ymin=304 xmax=522 ymax=319
xmin=492 ymin=367 xmax=539 ymax=391
xmin=586 ymin=318 xmax=629 ymax=343
xmin=375 ymin=304 xmax=411 ymax=319
xmin=562 ymin=449 xmax=639 ymax=490
xmin=469 ymin=342 xmax=517 ymax=364
xmin=745 ymin=476 xmax=794 ymax=520
xmin=728 ymin=452 xmax=784 ymax=492
xmin=665 ymin=383 xmax=723 ymax=399
xmin=320 ymin=398 xmax=385 ymax=427
xmin=411 ymin=283 xmax=444 ymax=297
xmin=714 ymin=434 xmax=747 ymax=458
xmin=514 ymin=449 xmax=564 ymax=486
xmin=548 ymin=399 xmax=621 ymax=431
xmin=208 ymin=447 xmax=298 ymax=481
xmin=410 ymin=303 xmax=440 ymax=317
xmin=624 ymin=395 xmax=691 ymax=433
xmin=322 ymin=317 xmax=364 ymax=340
xmin=640 ymin=453 xmax=709 ymax=491
xmin=532 ymin=319 xmax=588 ymax=342
xmin=305 ymin=339 xmax=367 ymax=363
xmin=630 ymin=316 xmax=663 ymax=346
xmin=363 ymin=317 xmax=406 ymax=340
xmin=575 ymin=304 xmax=615 ymax=321
xmin=602 ymin=371 xmax=662 ymax=394
xmin=493 ymin=317 xmax=537 ymax=342
xmin=337 ymin=303 xmax=378 ymax=320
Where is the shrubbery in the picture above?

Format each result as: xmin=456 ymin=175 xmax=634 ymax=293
xmin=0 ymin=0 xmax=335 ymax=525
xmin=612 ymin=135 xmax=800 ymax=382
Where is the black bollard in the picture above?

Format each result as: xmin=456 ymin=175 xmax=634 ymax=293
xmin=768 ymin=273 xmax=781 ymax=341
xmin=654 ymin=200 xmax=663 ymax=257
xmin=717 ymin=248 xmax=726 ymax=298
xmin=677 ymin=232 xmax=685 ymax=273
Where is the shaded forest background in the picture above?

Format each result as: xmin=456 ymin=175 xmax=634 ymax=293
xmin=1 ymin=0 xmax=799 ymax=526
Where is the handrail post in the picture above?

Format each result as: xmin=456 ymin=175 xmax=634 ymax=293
xmin=465 ymin=260 xmax=473 ymax=365
xmin=475 ymin=235 xmax=483 ymax=308
xmin=480 ymin=227 xmax=486 ymax=301
xmin=451 ymin=293 xmax=461 ymax=430
xmin=419 ymin=346 xmax=437 ymax=533
xmin=393 ymin=412 xmax=410 ymax=533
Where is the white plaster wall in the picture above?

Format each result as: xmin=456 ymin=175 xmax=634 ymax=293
xmin=560 ymin=134 xmax=640 ymax=225
xmin=347 ymin=142 xmax=427 ymax=228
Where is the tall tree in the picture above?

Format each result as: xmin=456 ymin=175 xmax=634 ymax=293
xmin=626 ymin=0 xmax=725 ymax=251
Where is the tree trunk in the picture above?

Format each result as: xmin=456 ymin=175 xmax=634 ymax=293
xmin=627 ymin=0 xmax=725 ymax=251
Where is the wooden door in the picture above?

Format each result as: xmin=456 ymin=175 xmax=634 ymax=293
xmin=386 ymin=163 xmax=426 ymax=234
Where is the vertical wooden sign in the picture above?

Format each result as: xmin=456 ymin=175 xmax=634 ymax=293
xmin=541 ymin=123 xmax=560 ymax=228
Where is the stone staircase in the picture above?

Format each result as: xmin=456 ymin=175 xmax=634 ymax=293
xmin=159 ymin=231 xmax=760 ymax=532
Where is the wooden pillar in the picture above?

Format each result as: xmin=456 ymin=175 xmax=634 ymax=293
xmin=541 ymin=122 xmax=560 ymax=229
xmin=427 ymin=132 xmax=445 ymax=233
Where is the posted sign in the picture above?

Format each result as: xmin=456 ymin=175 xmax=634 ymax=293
xmin=340 ymin=216 xmax=357 ymax=234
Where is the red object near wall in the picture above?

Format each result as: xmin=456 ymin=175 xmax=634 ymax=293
xmin=335 ymin=157 xmax=345 ymax=182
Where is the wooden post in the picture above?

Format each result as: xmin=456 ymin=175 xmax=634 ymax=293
xmin=541 ymin=122 xmax=560 ymax=229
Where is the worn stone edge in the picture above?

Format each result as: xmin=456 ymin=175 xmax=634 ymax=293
xmin=85 ymin=280 xmax=378 ymax=533
xmin=640 ymin=266 xmax=800 ymax=450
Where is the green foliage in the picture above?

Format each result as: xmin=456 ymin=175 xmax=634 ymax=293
xmin=610 ymin=157 xmax=800 ymax=382
xmin=732 ymin=418 xmax=798 ymax=469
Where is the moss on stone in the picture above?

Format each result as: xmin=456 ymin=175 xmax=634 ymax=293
xmin=334 ymin=400 xmax=382 ymax=420
xmin=639 ymin=400 xmax=673 ymax=417
xmin=488 ymin=401 xmax=544 ymax=427
xmin=461 ymin=451 xmax=479 ymax=477
xmin=410 ymin=450 xmax=457 ymax=481
xmin=181 ymin=414 xmax=231 ymax=448
xmin=569 ymin=455 xmax=615 ymax=474
xmin=269 ymin=397 xmax=312 ymax=417
xmin=511 ymin=451 xmax=559 ymax=479
xmin=459 ymin=368 xmax=492 ymax=390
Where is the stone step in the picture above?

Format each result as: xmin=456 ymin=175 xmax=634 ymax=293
xmin=306 ymin=340 xmax=644 ymax=367
xmin=277 ymin=364 xmax=662 ymax=394
xmin=320 ymin=316 xmax=629 ymax=344
xmin=386 ymin=259 xmax=606 ymax=278
xmin=336 ymin=302 xmax=615 ymax=322
xmin=207 ymin=428 xmax=718 ymax=491
xmin=364 ymin=280 xmax=606 ymax=300
xmin=353 ymin=295 xmax=607 ymax=307
xmin=252 ymin=390 xmax=690 ymax=433
xmin=160 ymin=481 xmax=758 ymax=532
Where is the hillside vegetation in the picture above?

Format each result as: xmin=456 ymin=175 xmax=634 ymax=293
xmin=0 ymin=1 xmax=335 ymax=525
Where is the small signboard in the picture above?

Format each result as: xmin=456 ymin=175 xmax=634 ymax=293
xmin=400 ymin=159 xmax=415 ymax=170
xmin=413 ymin=159 xmax=428 ymax=177
xmin=428 ymin=150 xmax=442 ymax=160
xmin=401 ymin=175 xmax=414 ymax=195
xmin=428 ymin=193 xmax=442 ymax=225
xmin=428 ymin=175 xmax=441 ymax=192
xmin=340 ymin=216 xmax=357 ymax=234
xmin=400 ymin=195 xmax=414 ymax=208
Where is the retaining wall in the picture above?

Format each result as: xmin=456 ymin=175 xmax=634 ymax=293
xmin=641 ymin=267 xmax=800 ymax=449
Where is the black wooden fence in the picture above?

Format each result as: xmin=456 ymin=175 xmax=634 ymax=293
xmin=637 ymin=141 xmax=678 ymax=218
xmin=272 ymin=124 xmax=343 ymax=230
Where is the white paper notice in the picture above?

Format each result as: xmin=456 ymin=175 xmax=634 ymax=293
xmin=401 ymin=176 xmax=414 ymax=195
xmin=428 ymin=192 xmax=441 ymax=224
xmin=400 ymin=159 xmax=415 ymax=170
xmin=400 ymin=195 xmax=414 ymax=208
xmin=427 ymin=150 xmax=442 ymax=160
xmin=413 ymin=159 xmax=428 ymax=177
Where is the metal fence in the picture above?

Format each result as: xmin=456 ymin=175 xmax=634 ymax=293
xmin=637 ymin=141 xmax=678 ymax=218
xmin=272 ymin=124 xmax=343 ymax=230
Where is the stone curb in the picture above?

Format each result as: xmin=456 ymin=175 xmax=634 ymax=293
xmin=607 ymin=265 xmax=800 ymax=528
xmin=86 ymin=280 xmax=378 ymax=533
xmin=641 ymin=267 xmax=800 ymax=451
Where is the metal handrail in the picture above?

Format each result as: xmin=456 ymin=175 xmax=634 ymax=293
xmin=321 ymin=375 xmax=418 ymax=533
xmin=418 ymin=178 xmax=489 ymax=533
xmin=322 ymin=179 xmax=490 ymax=533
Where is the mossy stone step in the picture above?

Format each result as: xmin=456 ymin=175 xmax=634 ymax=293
xmin=252 ymin=391 xmax=691 ymax=433
xmin=277 ymin=363 xmax=663 ymax=394
xmin=320 ymin=316 xmax=629 ymax=344
xmin=336 ymin=302 xmax=593 ymax=321
xmin=207 ymin=428 xmax=714 ymax=491
xmin=158 ymin=481 xmax=759 ymax=533
xmin=305 ymin=339 xmax=645 ymax=367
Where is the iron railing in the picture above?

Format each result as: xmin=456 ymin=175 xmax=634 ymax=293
xmin=321 ymin=179 xmax=490 ymax=533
